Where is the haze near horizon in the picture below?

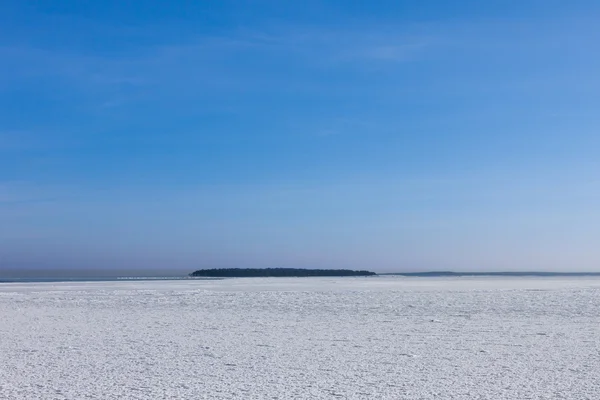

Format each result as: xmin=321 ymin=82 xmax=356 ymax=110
xmin=2 ymin=0 xmax=600 ymax=274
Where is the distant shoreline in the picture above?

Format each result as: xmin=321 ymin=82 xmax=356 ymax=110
xmin=3 ymin=270 xmax=600 ymax=284
xmin=382 ymin=271 xmax=600 ymax=277
xmin=189 ymin=268 xmax=600 ymax=278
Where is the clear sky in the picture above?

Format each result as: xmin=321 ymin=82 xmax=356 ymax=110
xmin=2 ymin=0 xmax=600 ymax=273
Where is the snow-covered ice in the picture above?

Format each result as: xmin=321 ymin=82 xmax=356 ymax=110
xmin=1 ymin=276 xmax=599 ymax=399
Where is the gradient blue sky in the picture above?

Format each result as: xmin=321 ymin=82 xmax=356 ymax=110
xmin=2 ymin=0 xmax=600 ymax=273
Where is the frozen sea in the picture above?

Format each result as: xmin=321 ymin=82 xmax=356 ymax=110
xmin=1 ymin=276 xmax=599 ymax=399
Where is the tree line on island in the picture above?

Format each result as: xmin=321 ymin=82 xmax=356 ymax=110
xmin=189 ymin=268 xmax=377 ymax=278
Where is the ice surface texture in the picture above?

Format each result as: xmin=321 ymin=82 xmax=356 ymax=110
xmin=1 ymin=277 xmax=599 ymax=399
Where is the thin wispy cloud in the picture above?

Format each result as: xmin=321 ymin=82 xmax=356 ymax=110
xmin=0 ymin=131 xmax=48 ymax=152
xmin=6 ymin=15 xmax=594 ymax=119
xmin=1 ymin=24 xmax=437 ymax=107
xmin=0 ymin=181 xmax=56 ymax=205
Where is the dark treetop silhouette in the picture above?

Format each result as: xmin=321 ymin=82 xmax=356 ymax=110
xmin=189 ymin=268 xmax=377 ymax=278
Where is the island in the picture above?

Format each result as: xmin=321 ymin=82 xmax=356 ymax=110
xmin=189 ymin=268 xmax=377 ymax=278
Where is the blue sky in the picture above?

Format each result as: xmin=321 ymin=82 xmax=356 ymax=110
xmin=2 ymin=0 xmax=600 ymax=273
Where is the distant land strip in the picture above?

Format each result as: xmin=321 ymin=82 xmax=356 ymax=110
xmin=189 ymin=268 xmax=377 ymax=277
xmin=188 ymin=269 xmax=600 ymax=278
xmin=382 ymin=271 xmax=600 ymax=277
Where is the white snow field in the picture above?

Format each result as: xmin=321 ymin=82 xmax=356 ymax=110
xmin=1 ymin=277 xmax=600 ymax=399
